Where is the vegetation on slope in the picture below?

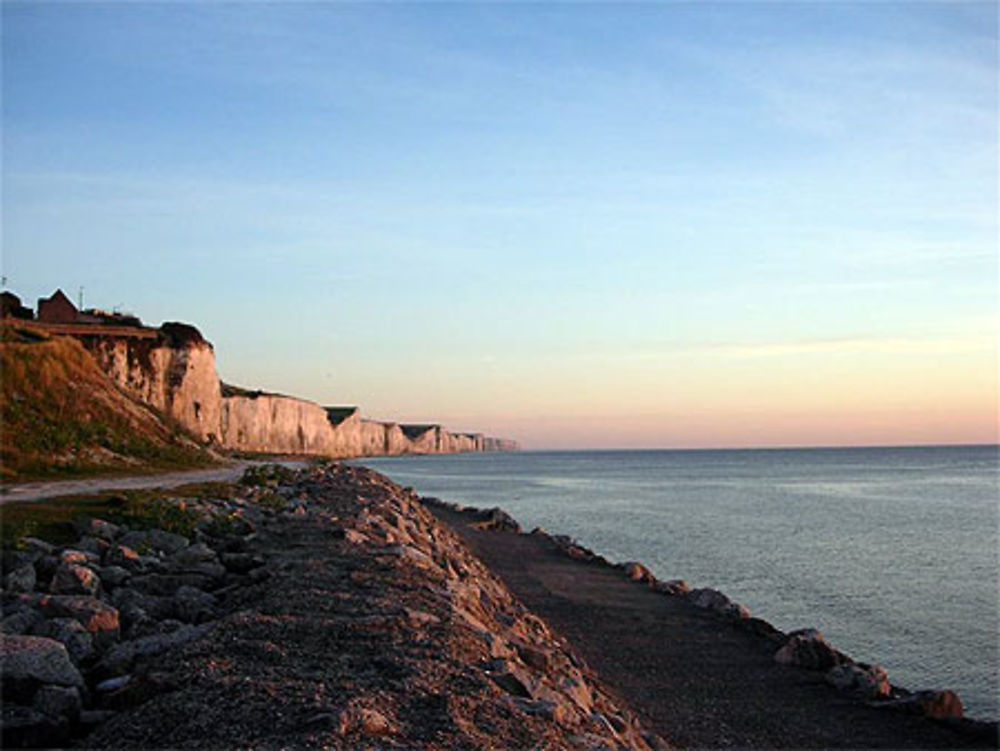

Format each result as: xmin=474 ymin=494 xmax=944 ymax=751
xmin=0 ymin=328 xmax=218 ymax=481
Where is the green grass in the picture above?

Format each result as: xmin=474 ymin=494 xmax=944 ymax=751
xmin=1 ymin=336 xmax=217 ymax=481
xmin=0 ymin=482 xmax=244 ymax=548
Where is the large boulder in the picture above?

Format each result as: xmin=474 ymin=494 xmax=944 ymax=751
xmin=826 ymin=662 xmax=891 ymax=699
xmin=4 ymin=564 xmax=37 ymax=594
xmin=621 ymin=562 xmax=655 ymax=584
xmin=33 ymin=595 xmax=120 ymax=649
xmin=31 ymin=618 xmax=95 ymax=665
xmin=1 ymin=635 xmax=84 ymax=698
xmin=50 ymin=562 xmax=102 ymax=596
xmin=877 ymin=690 xmax=965 ymax=720
xmin=774 ymin=629 xmax=849 ymax=670
xmin=120 ymin=529 xmax=189 ymax=556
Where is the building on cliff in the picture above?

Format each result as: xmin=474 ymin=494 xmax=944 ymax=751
xmin=37 ymin=289 xmax=86 ymax=324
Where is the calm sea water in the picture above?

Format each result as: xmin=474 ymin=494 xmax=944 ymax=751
xmin=358 ymin=445 xmax=1000 ymax=720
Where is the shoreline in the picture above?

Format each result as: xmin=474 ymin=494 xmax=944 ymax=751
xmin=422 ymin=496 xmax=999 ymax=746
xmin=2 ymin=463 xmax=996 ymax=748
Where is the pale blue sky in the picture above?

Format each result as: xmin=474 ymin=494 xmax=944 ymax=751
xmin=3 ymin=2 xmax=997 ymax=447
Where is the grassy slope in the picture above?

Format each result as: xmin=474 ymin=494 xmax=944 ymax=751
xmin=1 ymin=329 xmax=218 ymax=482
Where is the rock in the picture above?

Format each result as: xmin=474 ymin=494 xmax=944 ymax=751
xmin=59 ymin=549 xmax=100 ymax=566
xmin=96 ymin=674 xmax=132 ymax=693
xmin=826 ymin=662 xmax=891 ymax=699
xmin=338 ymin=706 xmax=394 ymax=736
xmin=342 ymin=529 xmax=368 ymax=545
xmin=689 ymin=587 xmax=731 ymax=611
xmin=877 ymin=690 xmax=964 ymax=720
xmin=106 ymin=544 xmax=143 ymax=570
xmin=173 ymin=585 xmax=217 ymax=623
xmin=622 ymin=561 xmax=655 ymax=584
xmin=30 ymin=618 xmax=95 ymax=665
xmin=74 ymin=535 xmax=110 ymax=556
xmin=507 ymin=697 xmax=572 ymax=726
xmin=34 ymin=595 xmax=120 ymax=649
xmin=50 ymin=562 xmax=102 ymax=596
xmin=32 ymin=684 xmax=82 ymax=720
xmin=75 ymin=518 xmax=121 ymax=542
xmin=99 ymin=565 xmax=132 ymax=590
xmin=95 ymin=623 xmax=210 ymax=678
xmin=515 ymin=642 xmax=553 ymax=671
xmin=220 ymin=552 xmax=265 ymax=574
xmin=0 ymin=635 xmax=84 ymax=697
xmin=22 ymin=538 xmax=56 ymax=556
xmin=34 ymin=554 xmax=59 ymax=585
xmin=120 ymin=529 xmax=189 ymax=556
xmin=774 ymin=629 xmax=849 ymax=670
xmin=653 ymin=579 xmax=690 ymax=595
xmin=2 ymin=607 xmax=44 ymax=636
xmin=169 ymin=542 xmax=218 ymax=568
xmin=4 ymin=564 xmax=37 ymax=594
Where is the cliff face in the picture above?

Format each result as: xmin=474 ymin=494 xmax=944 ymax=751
xmin=74 ymin=321 xmax=518 ymax=458
xmin=82 ymin=326 xmax=222 ymax=444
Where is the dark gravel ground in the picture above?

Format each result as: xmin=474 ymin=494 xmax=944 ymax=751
xmin=429 ymin=503 xmax=999 ymax=750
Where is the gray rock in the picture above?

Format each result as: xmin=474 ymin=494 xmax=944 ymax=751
xmin=74 ymin=518 xmax=121 ymax=542
xmin=33 ymin=595 xmax=120 ymax=649
xmin=1 ymin=635 xmax=84 ymax=696
xmin=32 ymin=684 xmax=82 ymax=720
xmin=876 ymin=690 xmax=964 ymax=719
xmin=622 ymin=561 xmax=655 ymax=584
xmin=220 ymin=552 xmax=265 ymax=573
xmin=99 ymin=565 xmax=131 ymax=590
xmin=49 ymin=562 xmax=102 ymax=596
xmin=689 ymin=587 xmax=732 ymax=611
xmin=22 ymin=538 xmax=56 ymax=556
xmin=59 ymin=549 xmax=100 ymax=566
xmin=774 ymin=629 xmax=849 ymax=670
xmin=653 ymin=579 xmax=691 ymax=596
xmin=169 ymin=542 xmax=217 ymax=568
xmin=106 ymin=544 xmax=143 ymax=570
xmin=120 ymin=529 xmax=190 ymax=556
xmin=96 ymin=674 xmax=131 ymax=693
xmin=74 ymin=536 xmax=110 ymax=556
xmin=31 ymin=617 xmax=95 ymax=665
xmin=2 ymin=607 xmax=44 ymax=636
xmin=826 ymin=662 xmax=890 ymax=699
xmin=95 ymin=623 xmax=210 ymax=678
xmin=173 ymin=585 xmax=217 ymax=623
xmin=4 ymin=564 xmax=37 ymax=594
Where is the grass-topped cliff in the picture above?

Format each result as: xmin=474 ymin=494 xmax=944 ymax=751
xmin=0 ymin=328 xmax=218 ymax=481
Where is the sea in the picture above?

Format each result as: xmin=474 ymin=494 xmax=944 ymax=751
xmin=358 ymin=445 xmax=1000 ymax=721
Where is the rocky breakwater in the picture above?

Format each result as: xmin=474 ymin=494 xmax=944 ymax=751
xmin=2 ymin=465 xmax=662 ymax=749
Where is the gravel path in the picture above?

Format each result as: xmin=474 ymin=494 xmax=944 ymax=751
xmin=0 ymin=461 xmax=306 ymax=504
xmin=429 ymin=503 xmax=999 ymax=749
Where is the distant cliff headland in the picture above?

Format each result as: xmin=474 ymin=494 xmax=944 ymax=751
xmin=0 ymin=289 xmax=517 ymax=479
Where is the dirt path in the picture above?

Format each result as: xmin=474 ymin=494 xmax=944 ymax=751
xmin=428 ymin=503 xmax=998 ymax=749
xmin=0 ymin=460 xmax=307 ymax=504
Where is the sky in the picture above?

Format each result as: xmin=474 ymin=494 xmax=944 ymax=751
xmin=3 ymin=2 xmax=997 ymax=450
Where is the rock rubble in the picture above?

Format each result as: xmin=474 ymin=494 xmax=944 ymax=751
xmin=3 ymin=464 xmax=664 ymax=749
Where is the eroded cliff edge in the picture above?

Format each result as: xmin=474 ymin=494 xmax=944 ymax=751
xmin=72 ymin=320 xmax=517 ymax=458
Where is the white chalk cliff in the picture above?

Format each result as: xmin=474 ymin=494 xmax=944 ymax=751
xmin=81 ymin=322 xmax=517 ymax=458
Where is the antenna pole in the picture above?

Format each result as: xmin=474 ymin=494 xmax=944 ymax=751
xmin=78 ymin=286 xmax=84 ymax=310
